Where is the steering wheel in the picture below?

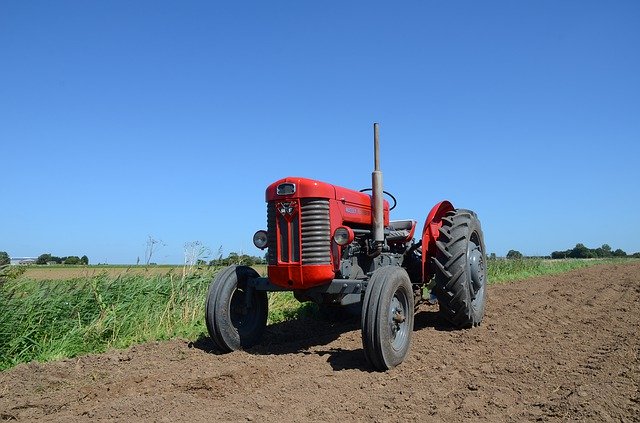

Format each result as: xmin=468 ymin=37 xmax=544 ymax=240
xmin=359 ymin=188 xmax=397 ymax=211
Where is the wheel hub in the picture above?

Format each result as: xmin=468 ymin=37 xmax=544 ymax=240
xmin=392 ymin=308 xmax=405 ymax=324
xmin=469 ymin=241 xmax=485 ymax=294
xmin=230 ymin=289 xmax=254 ymax=327
xmin=389 ymin=294 xmax=409 ymax=350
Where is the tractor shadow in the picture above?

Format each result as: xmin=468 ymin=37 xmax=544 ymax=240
xmin=414 ymin=309 xmax=457 ymax=331
xmin=254 ymin=316 xmax=374 ymax=372
xmin=191 ymin=315 xmax=370 ymax=371
xmin=192 ymin=307 xmax=457 ymax=372
xmin=257 ymin=316 xmax=360 ymax=355
xmin=191 ymin=316 xmax=356 ymax=352
xmin=306 ymin=347 xmax=368 ymax=371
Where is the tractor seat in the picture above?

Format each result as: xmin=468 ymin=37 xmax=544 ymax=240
xmin=387 ymin=219 xmax=417 ymax=244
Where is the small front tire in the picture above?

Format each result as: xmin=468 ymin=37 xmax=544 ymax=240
xmin=205 ymin=265 xmax=268 ymax=352
xmin=361 ymin=266 xmax=414 ymax=370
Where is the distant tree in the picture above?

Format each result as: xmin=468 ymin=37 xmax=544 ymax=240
xmin=551 ymin=250 xmax=568 ymax=259
xmin=208 ymin=251 xmax=265 ymax=267
xmin=568 ymin=243 xmax=597 ymax=259
xmin=227 ymin=252 xmax=239 ymax=265
xmin=569 ymin=243 xmax=586 ymax=258
xmin=81 ymin=255 xmax=89 ymax=265
xmin=551 ymin=243 xmax=633 ymax=259
xmin=593 ymin=244 xmax=612 ymax=258
xmin=0 ymin=251 xmax=9 ymax=266
xmin=632 ymin=252 xmax=640 ymax=258
xmin=63 ymin=256 xmax=81 ymax=265
xmin=506 ymin=250 xmax=523 ymax=260
xmin=489 ymin=253 xmax=497 ymax=260
xmin=36 ymin=253 xmax=52 ymax=265
xmin=612 ymin=248 xmax=627 ymax=257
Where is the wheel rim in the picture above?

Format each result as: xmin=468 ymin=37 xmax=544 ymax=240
xmin=468 ymin=238 xmax=486 ymax=300
xmin=229 ymin=288 xmax=261 ymax=334
xmin=389 ymin=288 xmax=410 ymax=351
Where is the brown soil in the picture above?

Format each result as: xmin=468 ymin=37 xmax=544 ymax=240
xmin=1 ymin=263 xmax=638 ymax=422
xmin=18 ymin=266 xmax=186 ymax=281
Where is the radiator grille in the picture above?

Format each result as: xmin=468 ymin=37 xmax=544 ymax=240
xmin=300 ymin=199 xmax=331 ymax=265
xmin=267 ymin=198 xmax=331 ymax=265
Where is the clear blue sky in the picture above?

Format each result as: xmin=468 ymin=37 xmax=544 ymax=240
xmin=2 ymin=1 xmax=639 ymax=264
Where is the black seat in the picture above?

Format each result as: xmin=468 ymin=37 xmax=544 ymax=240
xmin=387 ymin=220 xmax=417 ymax=243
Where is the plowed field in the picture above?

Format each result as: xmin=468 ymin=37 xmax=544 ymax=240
xmin=1 ymin=263 xmax=638 ymax=422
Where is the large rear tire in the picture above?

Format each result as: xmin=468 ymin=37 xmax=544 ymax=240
xmin=432 ymin=209 xmax=487 ymax=328
xmin=361 ymin=266 xmax=414 ymax=370
xmin=205 ymin=265 xmax=268 ymax=352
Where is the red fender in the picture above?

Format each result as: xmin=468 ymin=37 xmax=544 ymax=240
xmin=421 ymin=200 xmax=454 ymax=282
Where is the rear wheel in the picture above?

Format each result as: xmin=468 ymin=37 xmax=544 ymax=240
xmin=205 ymin=265 xmax=268 ymax=352
xmin=432 ymin=209 xmax=487 ymax=328
xmin=361 ymin=266 xmax=414 ymax=370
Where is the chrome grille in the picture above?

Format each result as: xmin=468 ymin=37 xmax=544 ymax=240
xmin=267 ymin=198 xmax=330 ymax=265
xmin=301 ymin=199 xmax=331 ymax=265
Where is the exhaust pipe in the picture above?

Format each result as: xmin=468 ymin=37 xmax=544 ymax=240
xmin=371 ymin=123 xmax=384 ymax=247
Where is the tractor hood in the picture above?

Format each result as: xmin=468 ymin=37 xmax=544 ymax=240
xmin=265 ymin=177 xmax=389 ymax=212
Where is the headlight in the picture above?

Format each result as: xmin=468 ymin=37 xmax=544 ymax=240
xmin=253 ymin=230 xmax=268 ymax=249
xmin=333 ymin=226 xmax=354 ymax=246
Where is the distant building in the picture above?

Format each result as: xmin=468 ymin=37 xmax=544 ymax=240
xmin=9 ymin=257 xmax=37 ymax=265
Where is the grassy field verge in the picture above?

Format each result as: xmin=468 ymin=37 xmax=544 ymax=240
xmin=486 ymin=257 xmax=620 ymax=283
xmin=0 ymin=273 xmax=210 ymax=370
xmin=0 ymin=259 xmax=630 ymax=370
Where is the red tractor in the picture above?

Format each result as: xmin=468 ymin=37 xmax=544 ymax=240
xmin=205 ymin=123 xmax=487 ymax=370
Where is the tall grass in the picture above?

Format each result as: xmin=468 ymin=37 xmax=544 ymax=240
xmin=0 ymin=269 xmax=321 ymax=370
xmin=0 ymin=272 xmax=211 ymax=370
xmin=487 ymin=257 xmax=617 ymax=283
xmin=0 ymin=258 xmax=626 ymax=370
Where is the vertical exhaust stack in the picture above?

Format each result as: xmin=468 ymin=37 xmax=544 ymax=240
xmin=372 ymin=123 xmax=384 ymax=245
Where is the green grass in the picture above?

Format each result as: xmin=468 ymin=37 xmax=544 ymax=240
xmin=0 ymin=272 xmax=211 ymax=370
xmin=487 ymin=257 xmax=622 ymax=283
xmin=267 ymin=291 xmax=318 ymax=323
xmin=0 ymin=258 xmax=631 ymax=370
xmin=0 ymin=269 xmax=320 ymax=371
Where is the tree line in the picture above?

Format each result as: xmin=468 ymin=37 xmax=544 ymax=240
xmin=503 ymin=244 xmax=640 ymax=260
xmin=35 ymin=253 xmax=89 ymax=265
xmin=3 ymin=243 xmax=638 ymax=267
xmin=0 ymin=251 xmax=91 ymax=266
xmin=550 ymin=243 xmax=638 ymax=259
xmin=207 ymin=252 xmax=266 ymax=267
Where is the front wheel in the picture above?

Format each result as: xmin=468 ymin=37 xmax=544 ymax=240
xmin=205 ymin=265 xmax=268 ymax=352
xmin=361 ymin=266 xmax=414 ymax=370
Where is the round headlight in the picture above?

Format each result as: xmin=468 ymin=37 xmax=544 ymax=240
xmin=253 ymin=230 xmax=268 ymax=249
xmin=333 ymin=226 xmax=354 ymax=246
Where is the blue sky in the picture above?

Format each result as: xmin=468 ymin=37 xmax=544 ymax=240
xmin=1 ymin=1 xmax=639 ymax=264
